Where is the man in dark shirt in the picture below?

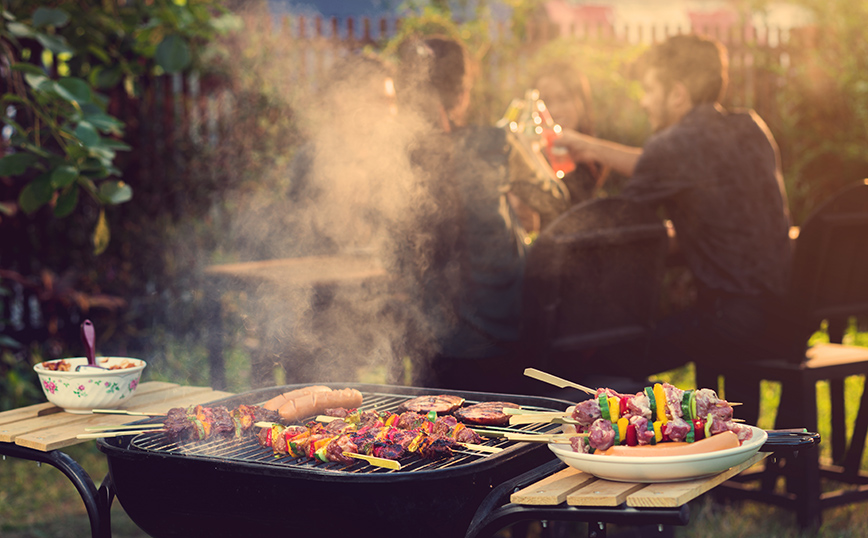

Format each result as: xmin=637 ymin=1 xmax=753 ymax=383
xmin=555 ymin=34 xmax=795 ymax=381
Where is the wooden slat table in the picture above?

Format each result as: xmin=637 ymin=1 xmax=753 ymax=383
xmin=0 ymin=382 xmax=233 ymax=538
xmin=465 ymin=452 xmax=770 ymax=538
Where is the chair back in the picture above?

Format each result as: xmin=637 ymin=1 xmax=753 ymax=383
xmin=521 ymin=197 xmax=668 ymax=362
xmin=790 ymin=180 xmax=868 ymax=324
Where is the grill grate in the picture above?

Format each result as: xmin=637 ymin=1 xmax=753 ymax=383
xmin=129 ymin=391 xmax=565 ymax=474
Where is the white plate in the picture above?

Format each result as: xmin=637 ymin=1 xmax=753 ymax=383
xmin=548 ymin=425 xmax=768 ymax=483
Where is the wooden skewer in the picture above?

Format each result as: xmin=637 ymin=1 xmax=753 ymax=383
xmin=92 ymin=409 xmax=165 ymax=417
xmin=504 ymin=432 xmax=587 ymax=444
xmin=85 ymin=423 xmax=164 ymax=431
xmin=77 ymin=429 xmax=165 ymax=439
xmin=343 ymin=452 xmax=402 ymax=470
xmin=462 ymin=443 xmax=503 ymax=454
xmin=523 ymin=368 xmax=596 ymax=395
xmin=509 ymin=414 xmax=579 ymax=426
xmin=502 ymin=406 xmax=574 ymax=416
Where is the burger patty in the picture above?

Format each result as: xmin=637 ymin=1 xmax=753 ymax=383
xmin=397 ymin=394 xmax=465 ymax=414
xmin=454 ymin=401 xmax=520 ymax=426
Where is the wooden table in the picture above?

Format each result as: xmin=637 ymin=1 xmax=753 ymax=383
xmin=0 ymin=382 xmax=232 ymax=538
xmin=465 ymin=452 xmax=770 ymax=538
xmin=203 ymin=254 xmax=393 ymax=388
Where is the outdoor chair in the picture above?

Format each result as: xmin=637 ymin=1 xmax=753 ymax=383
xmin=520 ymin=196 xmax=668 ymax=396
xmin=695 ymin=179 xmax=868 ymax=528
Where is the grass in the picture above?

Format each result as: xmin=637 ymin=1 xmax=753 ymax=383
xmin=3 ymin=327 xmax=868 ymax=538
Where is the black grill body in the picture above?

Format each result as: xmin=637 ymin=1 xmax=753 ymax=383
xmin=98 ymin=383 xmax=571 ymax=538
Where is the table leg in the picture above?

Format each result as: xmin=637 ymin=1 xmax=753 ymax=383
xmin=0 ymin=443 xmax=110 ymax=538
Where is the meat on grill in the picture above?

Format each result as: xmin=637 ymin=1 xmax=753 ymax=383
xmin=164 ymin=404 xmax=279 ymax=443
xmin=453 ymin=401 xmax=520 ymax=426
xmin=397 ymin=394 xmax=465 ymax=414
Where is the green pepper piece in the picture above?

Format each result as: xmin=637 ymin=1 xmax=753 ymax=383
xmin=599 ymin=394 xmax=610 ymax=420
xmin=645 ymin=387 xmax=656 ymax=419
xmin=681 ymin=390 xmax=693 ymax=420
xmin=686 ymin=419 xmax=695 ymax=443
xmin=689 ymin=391 xmax=697 ymax=420
xmin=647 ymin=418 xmax=656 ymax=445
xmin=314 ymin=445 xmax=329 ymax=463
xmin=705 ymin=413 xmax=714 ymax=439
xmin=427 ymin=410 xmax=437 ymax=422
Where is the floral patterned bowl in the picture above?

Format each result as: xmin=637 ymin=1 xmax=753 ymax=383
xmin=33 ymin=357 xmax=146 ymax=414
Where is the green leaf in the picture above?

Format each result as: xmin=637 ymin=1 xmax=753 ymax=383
xmin=23 ymin=72 xmax=53 ymax=92
xmin=32 ymin=7 xmax=69 ymax=28
xmin=98 ymin=138 xmax=132 ymax=151
xmin=155 ymin=34 xmax=191 ymax=73
xmin=7 ymin=22 xmax=34 ymax=38
xmin=55 ymin=77 xmax=92 ymax=105
xmin=0 ymin=153 xmax=38 ymax=176
xmin=18 ymin=174 xmax=54 ymax=214
xmin=93 ymin=209 xmax=110 ymax=255
xmin=98 ymin=180 xmax=132 ymax=204
xmin=89 ymin=65 xmax=121 ymax=89
xmin=74 ymin=122 xmax=100 ymax=147
xmin=35 ymin=33 xmax=75 ymax=56
xmin=54 ymin=184 xmax=79 ymax=217
xmin=50 ymin=165 xmax=78 ymax=188
xmin=83 ymin=110 xmax=124 ymax=134
xmin=10 ymin=63 xmax=46 ymax=76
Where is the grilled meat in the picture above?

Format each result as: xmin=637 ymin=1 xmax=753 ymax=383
xmin=453 ymin=401 xmax=520 ymax=426
xmin=164 ymin=404 xmax=275 ymax=443
xmin=397 ymin=394 xmax=465 ymax=414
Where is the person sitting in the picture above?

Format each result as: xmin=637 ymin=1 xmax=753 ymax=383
xmin=389 ymin=34 xmax=530 ymax=393
xmin=554 ymin=34 xmax=799 ymax=389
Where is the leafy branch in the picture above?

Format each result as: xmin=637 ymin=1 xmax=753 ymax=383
xmin=0 ymin=1 xmax=232 ymax=253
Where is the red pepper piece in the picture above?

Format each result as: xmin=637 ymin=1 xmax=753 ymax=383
xmin=626 ymin=423 xmax=638 ymax=446
xmin=693 ymin=419 xmax=706 ymax=441
xmin=620 ymin=396 xmax=629 ymax=417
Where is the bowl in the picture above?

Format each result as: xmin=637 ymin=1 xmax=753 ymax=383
xmin=34 ymin=357 xmax=147 ymax=414
xmin=548 ymin=425 xmax=768 ymax=483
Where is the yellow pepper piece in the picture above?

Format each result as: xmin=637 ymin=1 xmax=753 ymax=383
xmin=653 ymin=420 xmax=663 ymax=443
xmin=617 ymin=417 xmax=629 ymax=445
xmin=607 ymin=396 xmax=620 ymax=422
xmin=653 ymin=383 xmax=668 ymax=423
xmin=407 ymin=432 xmax=425 ymax=452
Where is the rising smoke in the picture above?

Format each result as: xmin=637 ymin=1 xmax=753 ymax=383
xmin=225 ymin=53 xmax=446 ymax=388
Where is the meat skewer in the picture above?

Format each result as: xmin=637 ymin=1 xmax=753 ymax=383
xmin=569 ymin=382 xmax=751 ymax=453
xmin=256 ymin=407 xmax=501 ymax=466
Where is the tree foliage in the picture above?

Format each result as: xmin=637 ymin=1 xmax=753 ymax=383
xmin=0 ymin=0 xmax=234 ymax=253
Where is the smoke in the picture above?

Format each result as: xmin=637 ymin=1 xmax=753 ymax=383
xmin=224 ymin=53 xmax=443 ymax=387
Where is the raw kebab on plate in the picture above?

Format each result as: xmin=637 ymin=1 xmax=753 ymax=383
xmin=569 ymin=382 xmax=753 ymax=454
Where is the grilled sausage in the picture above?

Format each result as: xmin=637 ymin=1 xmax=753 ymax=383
xmin=278 ymin=387 xmax=364 ymax=423
xmin=263 ymin=385 xmax=332 ymax=411
xmin=598 ymin=430 xmax=741 ymax=457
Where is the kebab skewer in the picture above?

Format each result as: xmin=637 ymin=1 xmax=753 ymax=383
xmin=256 ymin=407 xmax=496 ymax=466
xmin=569 ymin=382 xmax=752 ymax=454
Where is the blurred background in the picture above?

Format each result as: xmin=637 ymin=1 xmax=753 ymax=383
xmin=3 ymin=1 xmax=868 ymax=536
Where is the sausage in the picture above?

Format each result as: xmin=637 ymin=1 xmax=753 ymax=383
xmin=263 ymin=385 xmax=332 ymax=411
xmin=598 ymin=430 xmax=741 ymax=457
xmin=278 ymin=387 xmax=364 ymax=423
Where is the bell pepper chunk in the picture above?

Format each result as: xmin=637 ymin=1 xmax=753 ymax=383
xmin=608 ymin=397 xmax=620 ymax=423
xmin=653 ymin=384 xmax=668 ymax=423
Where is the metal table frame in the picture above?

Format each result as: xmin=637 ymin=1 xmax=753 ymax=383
xmin=0 ymin=442 xmax=112 ymax=538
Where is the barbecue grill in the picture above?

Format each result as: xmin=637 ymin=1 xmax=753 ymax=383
xmin=98 ymin=383 xmax=572 ymax=538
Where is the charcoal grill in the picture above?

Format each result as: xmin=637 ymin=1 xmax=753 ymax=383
xmin=98 ymin=383 xmax=572 ymax=538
